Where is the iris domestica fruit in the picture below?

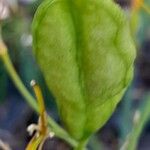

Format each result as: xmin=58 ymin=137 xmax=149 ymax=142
xmin=32 ymin=0 xmax=136 ymax=142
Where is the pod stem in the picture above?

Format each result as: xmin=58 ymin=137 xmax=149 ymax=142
xmin=74 ymin=139 xmax=89 ymax=150
xmin=0 ymin=39 xmax=78 ymax=148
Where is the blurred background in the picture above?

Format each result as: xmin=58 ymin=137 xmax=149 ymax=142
xmin=0 ymin=0 xmax=150 ymax=149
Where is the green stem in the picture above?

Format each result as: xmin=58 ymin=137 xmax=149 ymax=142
xmin=0 ymin=50 xmax=78 ymax=148
xmin=123 ymin=94 xmax=150 ymax=150
xmin=74 ymin=139 xmax=88 ymax=150
xmin=1 ymin=52 xmax=38 ymax=111
xmin=120 ymin=87 xmax=133 ymax=140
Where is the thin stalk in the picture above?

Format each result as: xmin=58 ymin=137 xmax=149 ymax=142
xmin=74 ymin=139 xmax=89 ymax=150
xmin=1 ymin=51 xmax=38 ymax=111
xmin=0 ymin=42 xmax=78 ymax=148
xmin=122 ymin=93 xmax=150 ymax=150
xmin=120 ymin=87 xmax=133 ymax=140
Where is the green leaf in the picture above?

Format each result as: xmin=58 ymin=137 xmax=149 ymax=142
xmin=32 ymin=0 xmax=136 ymax=141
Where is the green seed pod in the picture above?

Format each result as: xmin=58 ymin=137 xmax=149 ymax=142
xmin=32 ymin=0 xmax=136 ymax=141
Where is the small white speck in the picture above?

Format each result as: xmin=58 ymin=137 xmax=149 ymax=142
xmin=30 ymin=80 xmax=36 ymax=87
xmin=49 ymin=132 xmax=55 ymax=138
